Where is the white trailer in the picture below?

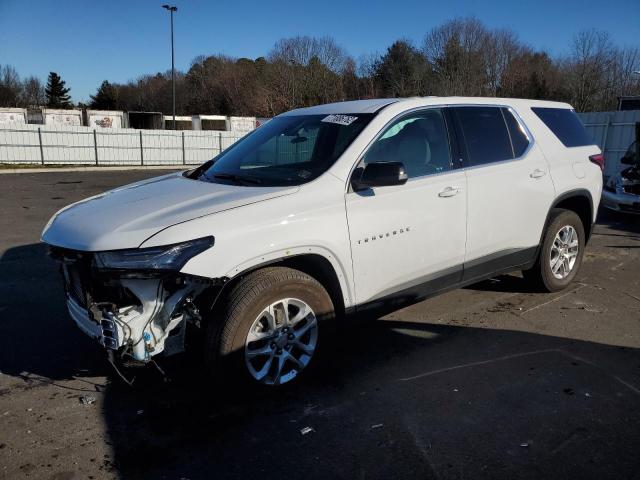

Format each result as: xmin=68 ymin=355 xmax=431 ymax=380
xmin=164 ymin=115 xmax=194 ymax=130
xmin=0 ymin=107 xmax=27 ymax=125
xmin=85 ymin=110 xmax=126 ymax=129
xmin=192 ymin=114 xmax=228 ymax=131
xmin=229 ymin=116 xmax=256 ymax=132
xmin=44 ymin=109 xmax=82 ymax=126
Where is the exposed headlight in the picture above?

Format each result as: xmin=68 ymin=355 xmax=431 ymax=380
xmin=94 ymin=236 xmax=214 ymax=271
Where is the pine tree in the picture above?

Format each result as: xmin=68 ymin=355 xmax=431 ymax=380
xmin=45 ymin=72 xmax=72 ymax=108
xmin=89 ymin=80 xmax=117 ymax=110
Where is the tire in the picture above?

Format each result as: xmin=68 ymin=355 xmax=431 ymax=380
xmin=204 ymin=267 xmax=334 ymax=387
xmin=523 ymin=209 xmax=585 ymax=292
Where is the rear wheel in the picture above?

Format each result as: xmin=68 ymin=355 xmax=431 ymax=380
xmin=204 ymin=267 xmax=334 ymax=386
xmin=523 ymin=209 xmax=585 ymax=292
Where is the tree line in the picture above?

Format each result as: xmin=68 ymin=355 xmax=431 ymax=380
xmin=0 ymin=69 xmax=72 ymax=109
xmin=2 ymin=18 xmax=639 ymax=115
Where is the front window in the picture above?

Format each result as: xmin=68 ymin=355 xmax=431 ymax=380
xmin=363 ymin=108 xmax=453 ymax=178
xmin=196 ymin=113 xmax=374 ymax=186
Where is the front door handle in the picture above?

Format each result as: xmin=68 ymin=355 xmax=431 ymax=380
xmin=530 ymin=169 xmax=547 ymax=178
xmin=438 ymin=186 xmax=461 ymax=198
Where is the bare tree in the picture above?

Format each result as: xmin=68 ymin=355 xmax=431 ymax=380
xmin=269 ymin=36 xmax=348 ymax=72
xmin=483 ymin=29 xmax=522 ymax=96
xmin=500 ymin=49 xmax=565 ymax=100
xmin=20 ymin=76 xmax=45 ymax=107
xmin=357 ymin=53 xmax=381 ymax=99
xmin=563 ymin=29 xmax=616 ymax=111
xmin=423 ymin=18 xmax=489 ymax=96
xmin=341 ymin=56 xmax=360 ymax=100
xmin=0 ymin=64 xmax=22 ymax=107
xmin=610 ymin=46 xmax=640 ymax=101
xmin=266 ymin=36 xmax=348 ymax=111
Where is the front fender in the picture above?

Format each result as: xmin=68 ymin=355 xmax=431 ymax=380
xmin=223 ymin=245 xmax=354 ymax=308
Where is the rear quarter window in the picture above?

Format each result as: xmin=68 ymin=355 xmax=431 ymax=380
xmin=531 ymin=107 xmax=594 ymax=148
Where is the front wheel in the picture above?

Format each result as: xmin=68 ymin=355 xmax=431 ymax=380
xmin=523 ymin=209 xmax=585 ymax=292
xmin=204 ymin=267 xmax=334 ymax=387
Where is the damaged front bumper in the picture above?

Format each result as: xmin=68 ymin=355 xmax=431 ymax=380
xmin=602 ymin=189 xmax=640 ymax=214
xmin=51 ymin=247 xmax=222 ymax=363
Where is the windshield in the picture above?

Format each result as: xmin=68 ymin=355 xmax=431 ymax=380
xmin=195 ymin=113 xmax=374 ymax=187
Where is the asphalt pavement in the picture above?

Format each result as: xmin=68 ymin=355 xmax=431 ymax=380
xmin=1 ymin=170 xmax=639 ymax=480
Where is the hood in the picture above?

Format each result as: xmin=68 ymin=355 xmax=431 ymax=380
xmin=42 ymin=172 xmax=298 ymax=251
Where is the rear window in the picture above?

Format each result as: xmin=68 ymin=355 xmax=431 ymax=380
xmin=531 ymin=107 xmax=594 ymax=148
xmin=453 ymin=106 xmax=513 ymax=166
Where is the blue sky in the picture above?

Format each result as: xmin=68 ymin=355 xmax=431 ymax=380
xmin=1 ymin=0 xmax=639 ymax=103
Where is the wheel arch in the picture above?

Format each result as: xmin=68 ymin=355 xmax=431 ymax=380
xmin=549 ymin=189 xmax=594 ymax=243
xmin=206 ymin=252 xmax=349 ymax=323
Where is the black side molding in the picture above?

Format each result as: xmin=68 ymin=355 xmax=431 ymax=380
xmin=353 ymin=246 xmax=537 ymax=320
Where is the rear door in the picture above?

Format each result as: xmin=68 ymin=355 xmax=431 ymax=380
xmin=345 ymin=108 xmax=467 ymax=306
xmin=450 ymin=106 xmax=556 ymax=281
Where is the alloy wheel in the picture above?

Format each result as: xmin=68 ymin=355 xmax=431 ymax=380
xmin=244 ymin=298 xmax=318 ymax=385
xmin=549 ymin=225 xmax=579 ymax=280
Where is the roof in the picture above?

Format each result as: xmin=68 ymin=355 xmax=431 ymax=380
xmin=280 ymin=96 xmax=573 ymax=117
xmin=281 ymin=99 xmax=401 ymax=116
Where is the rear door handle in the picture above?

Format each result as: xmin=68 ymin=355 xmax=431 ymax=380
xmin=438 ymin=186 xmax=461 ymax=198
xmin=530 ymin=169 xmax=547 ymax=178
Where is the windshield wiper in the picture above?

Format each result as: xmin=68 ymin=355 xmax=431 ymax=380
xmin=212 ymin=173 xmax=262 ymax=185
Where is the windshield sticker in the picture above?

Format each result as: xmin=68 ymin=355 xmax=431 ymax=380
xmin=322 ymin=114 xmax=358 ymax=126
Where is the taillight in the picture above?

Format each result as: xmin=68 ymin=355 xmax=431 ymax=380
xmin=589 ymin=153 xmax=605 ymax=171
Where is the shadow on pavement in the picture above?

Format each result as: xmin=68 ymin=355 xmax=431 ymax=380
xmin=0 ymin=243 xmax=108 ymax=383
xmin=463 ymin=273 xmax=541 ymax=294
xmin=596 ymin=209 xmax=640 ymax=235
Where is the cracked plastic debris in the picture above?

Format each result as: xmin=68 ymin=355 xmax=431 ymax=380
xmin=79 ymin=395 xmax=96 ymax=405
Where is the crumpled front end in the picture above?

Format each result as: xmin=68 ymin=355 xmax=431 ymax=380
xmin=51 ymin=247 xmax=221 ymax=363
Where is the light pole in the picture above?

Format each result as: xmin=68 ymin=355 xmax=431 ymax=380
xmin=162 ymin=4 xmax=177 ymax=129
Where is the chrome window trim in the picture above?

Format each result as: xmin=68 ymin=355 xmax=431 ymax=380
xmin=504 ymin=106 xmax=534 ymax=159
xmin=346 ymin=103 xmax=536 ymax=192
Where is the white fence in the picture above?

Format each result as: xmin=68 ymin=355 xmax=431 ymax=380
xmin=3 ymin=111 xmax=637 ymax=170
xmin=578 ymin=110 xmax=640 ymax=180
xmin=0 ymin=123 xmax=248 ymax=166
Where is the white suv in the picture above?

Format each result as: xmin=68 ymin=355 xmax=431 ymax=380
xmin=43 ymin=97 xmax=603 ymax=386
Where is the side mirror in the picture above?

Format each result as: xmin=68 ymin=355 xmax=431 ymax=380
xmin=352 ymin=161 xmax=408 ymax=191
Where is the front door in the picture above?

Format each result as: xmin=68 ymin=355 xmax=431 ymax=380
xmin=345 ymin=108 xmax=467 ymax=307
